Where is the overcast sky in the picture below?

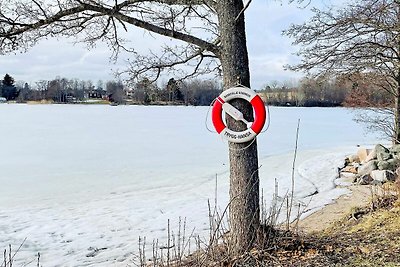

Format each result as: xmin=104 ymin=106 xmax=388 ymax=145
xmin=0 ymin=0 xmax=344 ymax=89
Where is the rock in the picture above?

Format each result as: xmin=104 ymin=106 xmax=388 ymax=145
xmin=337 ymin=172 xmax=357 ymax=186
xmin=341 ymin=165 xmax=358 ymax=174
xmin=86 ymin=247 xmax=107 ymax=257
xmin=378 ymin=161 xmax=389 ymax=170
xmin=390 ymin=144 xmax=400 ymax=154
xmin=353 ymin=162 xmax=361 ymax=168
xmin=371 ymin=180 xmax=383 ymax=186
xmin=346 ymin=154 xmax=360 ymax=163
xmin=341 ymin=171 xmax=356 ymax=177
xmin=377 ymin=158 xmax=400 ymax=171
xmin=375 ymin=144 xmax=391 ymax=161
xmin=364 ymin=149 xmax=377 ymax=163
xmin=340 ymin=171 xmax=357 ymax=179
xmin=357 ymin=148 xmax=370 ymax=163
xmin=370 ymin=170 xmax=384 ymax=181
xmin=376 ymin=144 xmax=389 ymax=152
xmin=357 ymin=174 xmax=374 ymax=185
xmin=357 ymin=160 xmax=378 ymax=175
xmin=395 ymin=167 xmax=400 ymax=177
xmin=370 ymin=170 xmax=396 ymax=182
xmin=388 ymin=158 xmax=400 ymax=170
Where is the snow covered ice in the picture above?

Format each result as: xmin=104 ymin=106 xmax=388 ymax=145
xmin=0 ymin=105 xmax=382 ymax=266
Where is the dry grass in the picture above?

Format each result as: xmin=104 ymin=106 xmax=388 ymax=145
xmin=6 ymin=167 xmax=400 ymax=266
xmin=155 ymin=182 xmax=400 ymax=267
xmin=1 ymin=239 xmax=41 ymax=267
xmin=5 ymin=183 xmax=399 ymax=266
xmin=304 ymin=182 xmax=400 ymax=267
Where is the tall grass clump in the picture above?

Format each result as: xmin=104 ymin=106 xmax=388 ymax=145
xmin=132 ymin=120 xmax=306 ymax=266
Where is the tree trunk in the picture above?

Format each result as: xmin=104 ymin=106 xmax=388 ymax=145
xmin=395 ymin=77 xmax=400 ymax=144
xmin=395 ymin=4 xmax=400 ymax=145
xmin=217 ymin=0 xmax=260 ymax=256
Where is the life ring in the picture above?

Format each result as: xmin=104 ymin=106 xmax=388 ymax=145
xmin=212 ymin=86 xmax=266 ymax=143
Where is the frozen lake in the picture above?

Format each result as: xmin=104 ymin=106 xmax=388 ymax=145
xmin=0 ymin=104 xmax=382 ymax=266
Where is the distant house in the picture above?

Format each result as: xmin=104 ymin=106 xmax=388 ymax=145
xmin=65 ymin=95 xmax=77 ymax=103
xmin=86 ymin=89 xmax=107 ymax=99
xmin=125 ymin=88 xmax=134 ymax=98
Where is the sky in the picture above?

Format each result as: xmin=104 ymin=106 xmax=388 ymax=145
xmin=0 ymin=0 xmax=345 ymax=90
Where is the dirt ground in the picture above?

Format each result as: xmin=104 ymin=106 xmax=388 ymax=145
xmin=297 ymin=185 xmax=373 ymax=233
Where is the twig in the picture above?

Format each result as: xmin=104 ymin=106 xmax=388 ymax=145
xmin=167 ymin=219 xmax=170 ymax=267
xmin=8 ymin=245 xmax=11 ymax=267
xmin=235 ymin=0 xmax=253 ymax=21
xmin=287 ymin=119 xmax=301 ymax=230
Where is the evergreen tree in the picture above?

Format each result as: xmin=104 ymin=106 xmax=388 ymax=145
xmin=1 ymin=74 xmax=19 ymax=100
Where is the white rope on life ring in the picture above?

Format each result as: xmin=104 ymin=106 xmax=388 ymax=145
xmin=211 ymin=86 xmax=266 ymax=143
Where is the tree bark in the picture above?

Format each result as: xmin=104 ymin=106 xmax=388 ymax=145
xmin=396 ymin=4 xmax=400 ymax=144
xmin=395 ymin=73 xmax=400 ymax=144
xmin=217 ymin=0 xmax=260 ymax=256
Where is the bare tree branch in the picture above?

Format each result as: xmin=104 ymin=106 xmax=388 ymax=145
xmin=235 ymin=0 xmax=252 ymax=22
xmin=121 ymin=43 xmax=219 ymax=82
xmin=284 ymin=0 xmax=400 ymax=142
xmin=0 ymin=0 xmax=220 ymax=81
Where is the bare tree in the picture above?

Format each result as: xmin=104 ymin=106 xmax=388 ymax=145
xmin=0 ymin=0 xmax=261 ymax=255
xmin=106 ymin=80 xmax=124 ymax=103
xmin=182 ymin=78 xmax=220 ymax=105
xmin=284 ymin=0 xmax=400 ymax=143
xmin=342 ymin=72 xmax=395 ymax=139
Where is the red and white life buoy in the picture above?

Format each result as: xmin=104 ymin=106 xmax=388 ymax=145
xmin=212 ymin=86 xmax=266 ymax=143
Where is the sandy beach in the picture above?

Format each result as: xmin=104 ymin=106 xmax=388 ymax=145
xmin=297 ymin=185 xmax=373 ymax=233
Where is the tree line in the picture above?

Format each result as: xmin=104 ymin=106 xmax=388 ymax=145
xmin=1 ymin=74 xmax=221 ymax=106
xmin=3 ymin=71 xmax=389 ymax=108
xmin=261 ymin=73 xmax=392 ymax=108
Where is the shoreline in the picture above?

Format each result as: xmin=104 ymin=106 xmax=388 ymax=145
xmin=296 ymin=184 xmax=372 ymax=233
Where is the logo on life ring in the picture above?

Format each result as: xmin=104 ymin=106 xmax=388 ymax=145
xmin=212 ymin=86 xmax=266 ymax=143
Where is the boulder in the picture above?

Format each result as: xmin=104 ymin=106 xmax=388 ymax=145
xmin=341 ymin=165 xmax=358 ymax=174
xmin=370 ymin=170 xmax=396 ymax=182
xmin=357 ymin=160 xmax=378 ymax=176
xmin=389 ymin=158 xmax=400 ymax=170
xmin=357 ymin=148 xmax=370 ymax=163
xmin=364 ymin=149 xmax=377 ymax=163
xmin=357 ymin=174 xmax=374 ymax=185
xmin=395 ymin=167 xmax=400 ymax=177
xmin=346 ymin=154 xmax=360 ymax=163
xmin=375 ymin=144 xmax=391 ymax=162
xmin=371 ymin=180 xmax=383 ymax=186
xmin=340 ymin=171 xmax=357 ymax=179
xmin=353 ymin=162 xmax=361 ymax=168
xmin=378 ymin=161 xmax=389 ymax=170
xmin=377 ymin=158 xmax=400 ymax=171
xmin=390 ymin=144 xmax=400 ymax=154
